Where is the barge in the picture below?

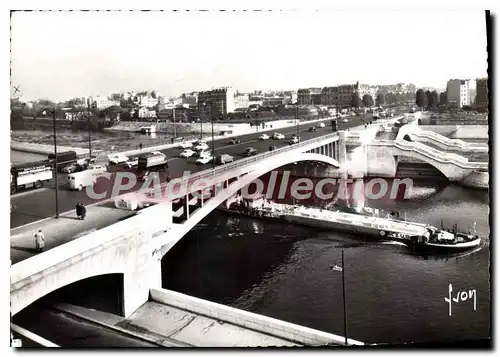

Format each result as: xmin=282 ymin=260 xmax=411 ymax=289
xmin=221 ymin=198 xmax=482 ymax=254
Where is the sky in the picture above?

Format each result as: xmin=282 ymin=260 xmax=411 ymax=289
xmin=10 ymin=10 xmax=489 ymax=101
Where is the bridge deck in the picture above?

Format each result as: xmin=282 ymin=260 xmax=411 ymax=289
xmin=10 ymin=203 xmax=139 ymax=265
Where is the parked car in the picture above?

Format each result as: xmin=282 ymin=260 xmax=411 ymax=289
xmin=317 ymin=122 xmax=326 ymax=128
xmin=243 ymin=147 xmax=258 ymax=157
xmin=194 ymin=142 xmax=209 ymax=151
xmin=289 ymin=137 xmax=299 ymax=145
xmin=229 ymin=138 xmax=241 ymax=144
xmin=215 ymin=154 xmax=234 ymax=164
xmin=178 ymin=141 xmax=193 ymax=149
xmin=342 ymin=118 xmax=349 ymax=123
xmin=123 ymin=157 xmax=139 ymax=168
xmin=272 ymin=133 xmax=285 ymax=139
xmin=180 ymin=149 xmax=196 ymax=158
xmin=308 ymin=126 xmax=316 ymax=132
xmin=259 ymin=134 xmax=269 ymax=140
xmin=196 ymin=154 xmax=214 ymax=165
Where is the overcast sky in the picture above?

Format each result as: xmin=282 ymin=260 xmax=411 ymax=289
xmin=10 ymin=10 xmax=488 ymax=101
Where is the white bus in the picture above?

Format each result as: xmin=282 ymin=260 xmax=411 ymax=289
xmin=67 ymin=165 xmax=108 ymax=191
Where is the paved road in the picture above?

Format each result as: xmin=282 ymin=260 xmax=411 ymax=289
xmin=10 ymin=115 xmax=373 ymax=229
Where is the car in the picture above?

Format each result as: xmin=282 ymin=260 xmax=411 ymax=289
xmin=229 ymin=138 xmax=241 ymax=144
xmin=123 ymin=157 xmax=139 ymax=168
xmin=150 ymin=151 xmax=164 ymax=156
xmin=215 ymin=154 xmax=234 ymax=164
xmin=289 ymin=137 xmax=299 ymax=145
xmin=180 ymin=149 xmax=196 ymax=158
xmin=243 ymin=147 xmax=257 ymax=157
xmin=194 ymin=142 xmax=209 ymax=151
xmin=196 ymin=155 xmax=214 ymax=164
xmin=259 ymin=134 xmax=269 ymax=140
xmin=342 ymin=118 xmax=349 ymax=123
xmin=61 ymin=163 xmax=83 ymax=174
xmin=317 ymin=122 xmax=325 ymax=128
xmin=272 ymin=133 xmax=285 ymax=139
xmin=196 ymin=149 xmax=211 ymax=157
xmin=308 ymin=126 xmax=316 ymax=132
xmin=108 ymin=154 xmax=129 ymax=165
xmin=177 ymin=141 xmax=193 ymax=149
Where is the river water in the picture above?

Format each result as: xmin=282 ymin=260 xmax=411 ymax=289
xmin=161 ymin=165 xmax=490 ymax=345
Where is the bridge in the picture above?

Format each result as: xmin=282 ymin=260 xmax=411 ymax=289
xmin=10 ymin=131 xmax=343 ymax=323
xmin=365 ymin=139 xmax=488 ymax=182
xmin=396 ymin=124 xmax=488 ymax=153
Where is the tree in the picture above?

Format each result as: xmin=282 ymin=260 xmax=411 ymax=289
xmin=376 ymin=93 xmax=386 ymax=107
xmin=415 ymin=89 xmax=427 ymax=110
xmin=439 ymin=91 xmax=447 ymax=105
xmin=430 ymin=90 xmax=439 ymax=109
xmin=425 ymin=90 xmax=432 ymax=109
xmin=350 ymin=92 xmax=361 ymax=108
xmin=362 ymin=94 xmax=374 ymax=108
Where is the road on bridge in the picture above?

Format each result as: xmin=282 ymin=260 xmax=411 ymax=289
xmin=10 ymin=115 xmax=373 ymax=229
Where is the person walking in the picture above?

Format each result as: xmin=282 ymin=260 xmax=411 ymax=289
xmin=139 ymin=143 xmax=143 ymax=151
xmin=76 ymin=203 xmax=82 ymax=219
xmin=34 ymin=230 xmax=45 ymax=253
xmin=80 ymin=204 xmax=86 ymax=220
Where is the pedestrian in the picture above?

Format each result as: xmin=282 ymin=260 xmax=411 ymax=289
xmin=34 ymin=229 xmax=45 ymax=253
xmin=139 ymin=143 xmax=143 ymax=151
xmin=80 ymin=204 xmax=86 ymax=220
xmin=76 ymin=203 xmax=82 ymax=219
xmin=171 ymin=138 xmax=174 ymax=144
xmin=166 ymin=174 xmax=171 ymax=183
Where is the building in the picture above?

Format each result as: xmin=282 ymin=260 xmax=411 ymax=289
xmin=446 ymin=79 xmax=476 ymax=107
xmin=137 ymin=107 xmax=157 ymax=119
xmin=297 ymin=88 xmax=322 ymax=105
xmin=475 ymin=78 xmax=488 ymax=110
xmin=197 ymin=87 xmax=235 ymax=119
xmin=181 ymin=92 xmax=198 ymax=107
xmin=87 ymin=96 xmax=120 ymax=110
xmin=262 ymin=96 xmax=290 ymax=106
xmin=234 ymin=94 xmax=250 ymax=109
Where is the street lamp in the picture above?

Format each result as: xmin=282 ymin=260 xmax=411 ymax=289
xmin=330 ymin=250 xmax=348 ymax=346
xmin=43 ymin=107 xmax=59 ymax=218
xmin=295 ymin=100 xmax=299 ymax=138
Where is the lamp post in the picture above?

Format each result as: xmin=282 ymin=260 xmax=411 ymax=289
xmin=43 ymin=107 xmax=59 ymax=218
xmin=172 ymin=106 xmax=177 ymax=139
xmin=330 ymin=250 xmax=348 ymax=346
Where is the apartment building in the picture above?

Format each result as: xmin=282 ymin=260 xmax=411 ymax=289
xmin=446 ymin=79 xmax=476 ymax=107
xmin=297 ymin=88 xmax=322 ymax=105
xmin=197 ymin=87 xmax=235 ymax=119
xmin=475 ymin=78 xmax=488 ymax=110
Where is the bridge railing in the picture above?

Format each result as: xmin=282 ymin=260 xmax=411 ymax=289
xmin=371 ymin=140 xmax=488 ymax=169
xmin=412 ymin=129 xmax=487 ymax=150
xmin=169 ymin=132 xmax=340 ymax=183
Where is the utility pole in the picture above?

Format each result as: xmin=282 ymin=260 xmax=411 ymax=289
xmin=296 ymin=100 xmax=299 ymax=138
xmin=211 ymin=101 xmax=215 ymax=169
xmin=173 ymin=106 xmax=177 ymax=139
xmin=50 ymin=107 xmax=59 ymax=218
xmin=87 ymin=99 xmax=92 ymax=158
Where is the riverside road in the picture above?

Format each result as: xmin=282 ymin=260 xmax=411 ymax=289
xmin=10 ymin=116 xmax=368 ymax=228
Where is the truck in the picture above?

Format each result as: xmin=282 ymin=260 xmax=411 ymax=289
xmin=137 ymin=152 xmax=168 ymax=172
xmin=11 ymin=160 xmax=53 ymax=194
xmin=48 ymin=151 xmax=78 ymax=172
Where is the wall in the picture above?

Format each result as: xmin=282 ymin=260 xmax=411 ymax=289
xmin=365 ymin=145 xmax=397 ymax=177
xmin=150 ymin=288 xmax=363 ymax=346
